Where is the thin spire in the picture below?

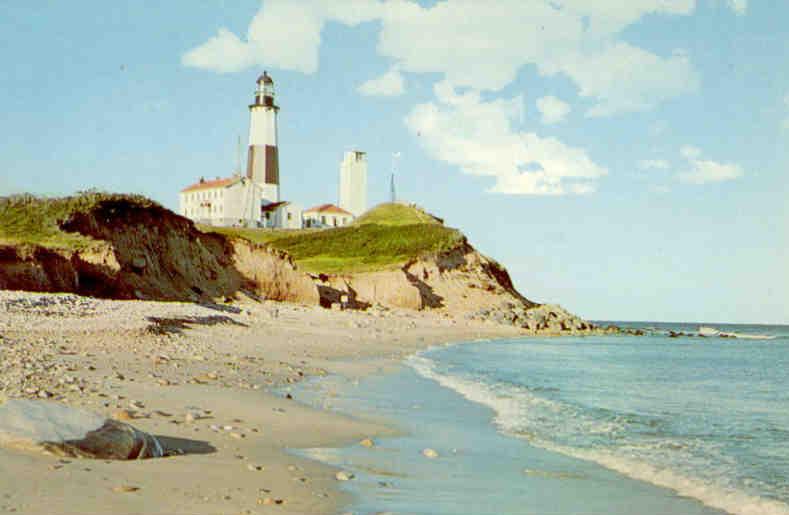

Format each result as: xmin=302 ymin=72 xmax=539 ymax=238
xmin=236 ymin=135 xmax=242 ymax=175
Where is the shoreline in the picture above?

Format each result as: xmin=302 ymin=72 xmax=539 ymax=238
xmin=0 ymin=290 xmax=523 ymax=514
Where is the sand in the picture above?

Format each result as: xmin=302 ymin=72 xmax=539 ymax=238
xmin=0 ymin=291 xmax=522 ymax=514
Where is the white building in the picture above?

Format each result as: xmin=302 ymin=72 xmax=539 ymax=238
xmin=179 ymin=175 xmax=247 ymax=226
xmin=303 ymin=204 xmax=354 ymax=228
xmin=260 ymin=200 xmax=303 ymax=229
xmin=339 ymin=150 xmax=367 ymax=217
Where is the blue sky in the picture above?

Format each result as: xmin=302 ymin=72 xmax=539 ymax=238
xmin=1 ymin=0 xmax=787 ymax=324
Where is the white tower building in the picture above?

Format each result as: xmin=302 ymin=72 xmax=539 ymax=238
xmin=339 ymin=150 xmax=367 ymax=217
xmin=246 ymin=71 xmax=280 ymax=202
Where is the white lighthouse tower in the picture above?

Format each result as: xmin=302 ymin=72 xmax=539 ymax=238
xmin=246 ymin=71 xmax=280 ymax=202
xmin=339 ymin=150 xmax=367 ymax=217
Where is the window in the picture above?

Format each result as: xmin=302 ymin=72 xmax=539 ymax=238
xmin=287 ymin=212 xmax=292 ymax=221
xmin=321 ymin=215 xmax=326 ymax=224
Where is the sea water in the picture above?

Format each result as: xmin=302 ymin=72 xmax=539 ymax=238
xmin=297 ymin=324 xmax=789 ymax=515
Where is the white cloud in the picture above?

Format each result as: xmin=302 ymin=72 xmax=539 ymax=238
xmin=680 ymin=145 xmax=702 ymax=159
xmin=182 ymin=28 xmax=255 ymax=73
xmin=710 ymin=0 xmax=747 ymax=15
xmin=184 ymin=0 xmax=701 ymax=116
xmin=182 ymin=0 xmax=380 ymax=74
xmin=405 ymin=82 xmax=607 ymax=195
xmin=358 ymin=67 xmax=405 ymax=97
xmin=540 ymin=44 xmax=699 ymax=117
xmin=676 ymin=146 xmax=743 ymax=184
xmin=536 ymin=96 xmax=571 ymax=125
xmin=727 ymin=0 xmax=748 ymax=15
xmin=638 ymin=159 xmax=670 ymax=170
xmin=679 ymin=159 xmax=744 ymax=184
xmin=377 ymin=1 xmax=699 ymax=115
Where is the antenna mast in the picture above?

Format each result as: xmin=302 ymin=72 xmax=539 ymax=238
xmin=236 ymin=135 xmax=242 ymax=175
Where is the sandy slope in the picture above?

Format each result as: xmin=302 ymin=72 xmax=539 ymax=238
xmin=0 ymin=291 xmax=522 ymax=514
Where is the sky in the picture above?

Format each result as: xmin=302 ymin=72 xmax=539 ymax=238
xmin=1 ymin=0 xmax=787 ymax=324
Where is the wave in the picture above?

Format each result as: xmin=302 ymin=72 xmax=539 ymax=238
xmin=699 ymin=326 xmax=777 ymax=340
xmin=407 ymin=353 xmax=789 ymax=515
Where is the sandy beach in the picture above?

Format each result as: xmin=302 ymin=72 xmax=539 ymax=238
xmin=0 ymin=291 xmax=522 ymax=514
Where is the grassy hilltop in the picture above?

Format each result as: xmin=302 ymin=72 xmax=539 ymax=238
xmin=0 ymin=192 xmax=157 ymax=251
xmin=206 ymin=203 xmax=464 ymax=273
xmin=0 ymin=194 xmax=464 ymax=274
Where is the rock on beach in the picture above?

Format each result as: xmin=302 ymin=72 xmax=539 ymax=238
xmin=422 ymin=448 xmax=439 ymax=458
xmin=0 ymin=399 xmax=163 ymax=460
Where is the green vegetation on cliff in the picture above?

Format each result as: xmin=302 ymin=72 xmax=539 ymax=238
xmin=0 ymin=194 xmax=463 ymax=274
xmin=354 ymin=202 xmax=443 ymax=226
xmin=0 ymin=192 xmax=157 ymax=251
xmin=206 ymin=203 xmax=463 ymax=273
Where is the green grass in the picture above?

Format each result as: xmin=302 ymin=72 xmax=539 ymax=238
xmin=204 ymin=203 xmax=463 ymax=273
xmin=0 ymin=194 xmax=463 ymax=273
xmin=354 ymin=202 xmax=442 ymax=226
xmin=0 ymin=191 xmax=157 ymax=250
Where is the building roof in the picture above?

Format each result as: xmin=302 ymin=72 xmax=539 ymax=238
xmin=260 ymin=201 xmax=289 ymax=213
xmin=180 ymin=175 xmax=241 ymax=193
xmin=257 ymin=71 xmax=273 ymax=84
xmin=304 ymin=203 xmax=353 ymax=216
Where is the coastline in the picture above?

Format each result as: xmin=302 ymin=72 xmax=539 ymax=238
xmin=0 ymin=291 xmax=522 ymax=514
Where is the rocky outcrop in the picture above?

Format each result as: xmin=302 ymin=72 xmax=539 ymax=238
xmin=315 ymin=240 xmax=533 ymax=313
xmin=467 ymin=302 xmax=596 ymax=333
xmin=0 ymin=198 xmax=319 ymax=304
xmin=314 ymin=239 xmax=592 ymax=332
xmin=314 ymin=239 xmax=610 ymax=334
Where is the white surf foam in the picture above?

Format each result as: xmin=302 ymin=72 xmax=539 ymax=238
xmin=407 ymin=353 xmax=789 ymax=515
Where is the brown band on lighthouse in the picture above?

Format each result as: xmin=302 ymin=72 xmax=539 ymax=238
xmin=245 ymin=146 xmax=257 ymax=180
xmin=265 ymin=145 xmax=279 ymax=185
xmin=246 ymin=145 xmax=279 ymax=185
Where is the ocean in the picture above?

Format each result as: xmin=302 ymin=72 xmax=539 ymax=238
xmin=297 ymin=323 xmax=789 ymax=515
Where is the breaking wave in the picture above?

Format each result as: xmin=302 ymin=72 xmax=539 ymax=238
xmin=408 ymin=352 xmax=789 ymax=515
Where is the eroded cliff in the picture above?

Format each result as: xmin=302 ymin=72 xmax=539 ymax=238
xmin=0 ymin=195 xmax=318 ymax=304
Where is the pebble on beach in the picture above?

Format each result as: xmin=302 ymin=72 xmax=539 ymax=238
xmin=112 ymin=485 xmax=140 ymax=493
xmin=258 ymin=497 xmax=285 ymax=505
xmin=335 ymin=471 xmax=355 ymax=481
xmin=112 ymin=409 xmax=135 ymax=421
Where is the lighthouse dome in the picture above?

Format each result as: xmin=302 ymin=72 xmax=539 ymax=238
xmin=257 ymin=71 xmax=273 ymax=84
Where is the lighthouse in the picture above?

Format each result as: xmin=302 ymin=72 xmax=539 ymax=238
xmin=339 ymin=150 xmax=367 ymax=217
xmin=246 ymin=71 xmax=280 ymax=202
